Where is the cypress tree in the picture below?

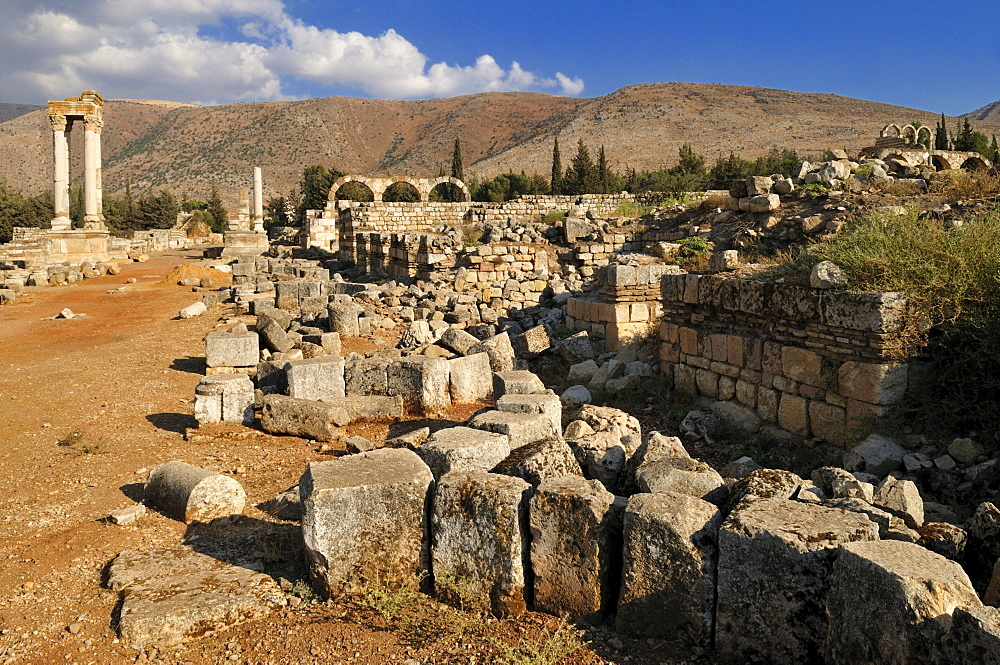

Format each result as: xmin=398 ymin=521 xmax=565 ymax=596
xmin=550 ymin=137 xmax=563 ymax=195
xmin=206 ymin=182 xmax=229 ymax=233
xmin=935 ymin=113 xmax=950 ymax=150
xmin=566 ymin=138 xmax=597 ymax=195
xmin=597 ymin=145 xmax=611 ymax=194
xmin=991 ymin=135 xmax=999 ymax=162
xmin=451 ymin=137 xmax=464 ymax=182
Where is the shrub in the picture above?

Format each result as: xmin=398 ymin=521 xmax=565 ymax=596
xmin=929 ymin=170 xmax=1000 ymax=200
xmin=541 ymin=209 xmax=567 ymax=225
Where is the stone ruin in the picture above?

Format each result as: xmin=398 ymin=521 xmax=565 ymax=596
xmin=99 ymin=159 xmax=1000 ymax=661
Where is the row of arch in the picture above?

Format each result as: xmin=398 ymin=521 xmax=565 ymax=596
xmin=877 ymin=150 xmax=991 ymax=171
xmin=880 ymin=123 xmax=935 ymax=146
xmin=327 ymin=175 xmax=470 ymax=205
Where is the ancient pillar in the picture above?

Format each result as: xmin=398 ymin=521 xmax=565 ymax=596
xmin=50 ymin=114 xmax=71 ymax=230
xmin=83 ymin=112 xmax=104 ymax=224
xmin=252 ymin=167 xmax=264 ymax=232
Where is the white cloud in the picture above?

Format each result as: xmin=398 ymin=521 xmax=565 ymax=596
xmin=0 ymin=1 xmax=584 ymax=104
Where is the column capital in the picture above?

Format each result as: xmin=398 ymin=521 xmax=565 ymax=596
xmin=48 ymin=114 xmax=68 ymax=132
xmin=83 ymin=113 xmax=104 ymax=133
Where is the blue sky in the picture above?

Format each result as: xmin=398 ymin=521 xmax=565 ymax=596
xmin=0 ymin=0 xmax=997 ymax=115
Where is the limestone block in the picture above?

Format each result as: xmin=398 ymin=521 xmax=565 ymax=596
xmin=179 ymin=301 xmax=207 ymax=319
xmin=416 ymin=426 xmax=511 ymax=480
xmin=469 ymin=410 xmax=556 ymax=449
xmin=512 ymin=325 xmax=551 ymax=358
xmin=808 ymin=401 xmax=847 ymax=445
xmin=387 ymin=356 xmax=451 ymax=414
xmin=438 ymin=327 xmax=480 ymax=357
xmin=945 ymin=606 xmax=1000 ymax=662
xmin=327 ymin=303 xmax=363 ymax=338
xmin=811 ymin=261 xmax=846 ymax=289
xmin=746 ymin=175 xmax=774 ymax=196
xmin=838 ymin=361 xmax=907 ymax=405
xmin=492 ymin=370 xmax=545 ymax=401
xmin=432 ymin=471 xmax=533 ymax=617
xmin=495 ymin=393 xmax=562 ymax=436
xmin=258 ymin=319 xmax=293 ymax=353
xmin=636 ymin=458 xmax=728 ymax=505
xmin=107 ymin=548 xmax=284 ymax=649
xmin=492 ymin=437 xmax=583 ymax=487
xmin=206 ymin=331 xmax=260 ymax=368
xmin=726 ymin=468 xmax=803 ymax=510
xmin=529 ymin=476 xmax=623 ymax=624
xmin=777 ymin=393 xmax=809 ymax=436
xmin=616 ymin=492 xmax=721 ymax=646
xmin=716 ymin=499 xmax=879 ymax=664
xmin=566 ymin=430 xmax=627 ymax=492
xmin=145 ymin=461 xmax=246 ymax=523
xmin=568 ymin=359 xmax=600 ymax=384
xmin=345 ymin=355 xmax=390 ymax=396
xmin=826 ymin=540 xmax=982 ymax=665
xmin=467 ymin=331 xmax=515 ymax=373
xmin=448 ymin=352 xmax=493 ymax=404
xmin=255 ymin=360 xmax=287 ymax=394
xmin=843 ymin=433 xmax=907 ymax=476
xmin=260 ymin=394 xmax=342 ymax=440
xmin=194 ymin=374 xmax=254 ymax=426
xmin=572 ymin=404 xmax=642 ymax=454
xmin=873 ymin=476 xmax=924 ymax=528
xmin=557 ymin=331 xmax=596 ymax=364
xmin=781 ymin=346 xmax=822 ymax=386
xmin=301 ymin=331 xmax=341 ymax=356
xmin=560 ymin=384 xmax=592 ymax=408
xmin=286 ymin=356 xmax=346 ymax=401
xmin=749 ymin=193 xmax=780 ymax=213
xmin=300 ymin=449 xmax=433 ymax=597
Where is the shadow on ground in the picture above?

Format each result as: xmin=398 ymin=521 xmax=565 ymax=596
xmin=146 ymin=412 xmax=196 ymax=433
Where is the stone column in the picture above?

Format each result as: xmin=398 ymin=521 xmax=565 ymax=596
xmin=252 ymin=167 xmax=264 ymax=233
xmin=83 ymin=112 xmax=104 ymax=224
xmin=50 ymin=114 xmax=71 ymax=230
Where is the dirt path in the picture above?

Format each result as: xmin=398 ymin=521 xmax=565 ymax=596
xmin=0 ymin=249 xmax=684 ymax=665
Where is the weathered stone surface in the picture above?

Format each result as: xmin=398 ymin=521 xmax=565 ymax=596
xmin=205 ymin=331 xmax=259 ymax=368
xmin=145 ymin=461 xmax=246 ymax=523
xmin=260 ymin=394 xmax=341 ymax=441
xmin=492 ymin=437 xmax=582 ymax=487
xmin=469 ymin=332 xmax=515 ymax=373
xmin=810 ymin=261 xmax=846 ymax=289
xmin=512 ymin=325 xmax=551 ymax=358
xmin=286 ymin=356 xmax=346 ymax=401
xmin=826 ymin=540 xmax=982 ymax=665
xmin=963 ymin=502 xmax=1000 ymax=594
xmin=838 ymin=362 xmax=907 ymax=405
xmin=560 ymin=384 xmax=592 ymax=408
xmin=495 ymin=393 xmax=562 ymax=436
xmin=194 ymin=374 xmax=254 ymax=426
xmin=824 ymin=497 xmax=894 ymax=536
xmin=300 ymin=449 xmax=433 ymax=597
xmin=108 ymin=503 xmax=147 ymax=526
xmin=529 ymin=475 xmax=623 ymax=624
xmin=566 ymin=431 xmax=628 ymax=492
xmin=327 ymin=303 xmax=363 ymax=338
xmin=944 ymin=605 xmax=1000 ymax=662
xmin=716 ymin=498 xmax=879 ymax=664
xmin=107 ymin=548 xmax=284 ymax=648
xmin=616 ymin=492 xmax=721 ymax=646
xmin=557 ymin=331 xmax=596 ymax=364
xmin=258 ymin=319 xmax=293 ymax=353
xmin=572 ymin=404 xmax=642 ymax=455
xmin=431 ymin=471 xmax=532 ymax=617
xmin=416 ymin=426 xmax=511 ymax=480
xmin=873 ymin=476 xmax=924 ymax=528
xmin=726 ymin=468 xmax=803 ymax=511
xmin=917 ymin=522 xmax=967 ymax=562
xmin=179 ymin=301 xmax=207 ymax=319
xmin=492 ymin=370 xmax=545 ymax=401
xmin=344 ymin=355 xmax=390 ymax=396
xmin=844 ymin=433 xmax=907 ymax=477
xmin=447 ymin=352 xmax=494 ymax=404
xmin=635 ymin=458 xmax=728 ymax=505
xmin=567 ymin=359 xmax=600 ymax=384
xmin=948 ymin=437 xmax=985 ymax=465
xmin=439 ymin=327 xmax=481 ymax=356
xmin=469 ymin=409 xmax=556 ymax=449
xmin=387 ymin=356 xmax=451 ymax=414
xmin=257 ymin=486 xmax=303 ymax=521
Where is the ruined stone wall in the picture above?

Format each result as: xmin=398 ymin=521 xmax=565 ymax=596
xmin=469 ymin=193 xmax=676 ymax=226
xmin=657 ymin=273 xmax=911 ymax=445
xmin=337 ymin=202 xmax=470 ymax=262
xmin=455 ymin=243 xmax=554 ymax=310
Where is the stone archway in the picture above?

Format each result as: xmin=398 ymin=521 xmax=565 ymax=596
xmin=881 ymin=124 xmax=902 ymax=138
xmin=329 ymin=175 xmax=380 ymax=202
xmin=428 ymin=176 xmax=471 ymax=202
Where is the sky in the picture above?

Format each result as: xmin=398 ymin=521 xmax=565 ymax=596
xmin=0 ymin=0 xmax=998 ymax=115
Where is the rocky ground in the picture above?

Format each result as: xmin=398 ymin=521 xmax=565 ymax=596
xmin=0 ymin=248 xmax=707 ymax=665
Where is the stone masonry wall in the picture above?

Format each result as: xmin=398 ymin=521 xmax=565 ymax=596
xmin=338 ymin=202 xmax=469 ymax=262
xmin=657 ymin=273 xmax=912 ymax=445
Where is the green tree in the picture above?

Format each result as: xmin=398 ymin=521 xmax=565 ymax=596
xmin=70 ymin=183 xmax=84 ymax=227
xmin=296 ymin=164 xmax=344 ymax=223
xmin=103 ymin=179 xmax=142 ymax=234
xmin=382 ymin=182 xmax=421 ymax=202
xmin=451 ymin=137 xmax=464 ymax=183
xmin=955 ymin=118 xmax=976 ymax=152
xmin=935 ymin=114 xmax=950 ymax=150
xmin=0 ymin=180 xmax=52 ymax=243
xmin=550 ymin=137 xmax=563 ymax=195
xmin=564 ymin=138 xmax=599 ymax=195
xmin=138 ymin=189 xmax=180 ymax=229
xmin=205 ymin=183 xmax=228 ymax=233
xmin=266 ymin=195 xmax=291 ymax=226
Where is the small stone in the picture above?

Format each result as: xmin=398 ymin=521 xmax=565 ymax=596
xmin=67 ymin=623 xmax=82 ymax=635
xmin=560 ymin=385 xmax=592 ymax=409
xmin=948 ymin=438 xmax=984 ymax=465
xmin=810 ymin=261 xmax=846 ymax=289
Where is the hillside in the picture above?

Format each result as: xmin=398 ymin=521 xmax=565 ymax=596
xmin=966 ymin=100 xmax=1000 ymax=124
xmin=0 ymin=103 xmax=42 ymax=124
xmin=1 ymin=83 xmax=997 ymax=206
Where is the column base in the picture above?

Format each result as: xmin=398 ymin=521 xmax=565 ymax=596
xmin=51 ymin=216 xmax=72 ymax=231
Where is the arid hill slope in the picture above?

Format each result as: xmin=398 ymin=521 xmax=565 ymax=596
xmin=1 ymin=83 xmax=996 ymax=203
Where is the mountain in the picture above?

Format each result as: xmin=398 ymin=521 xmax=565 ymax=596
xmin=1 ymin=83 xmax=996 ymax=206
xmin=965 ymin=100 xmax=1000 ymax=124
xmin=0 ymin=103 xmax=43 ymax=124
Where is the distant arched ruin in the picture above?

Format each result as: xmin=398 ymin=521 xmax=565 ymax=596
xmin=865 ymin=122 xmax=992 ymax=171
xmin=328 ymin=175 xmax=470 ymax=203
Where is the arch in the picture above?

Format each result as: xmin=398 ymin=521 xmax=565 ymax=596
xmin=329 ymin=175 xmax=380 ymax=203
xmin=382 ymin=180 xmax=422 ymax=202
xmin=337 ymin=180 xmax=375 ymax=202
xmin=930 ymin=154 xmax=952 ymax=171
xmin=961 ymin=156 xmax=990 ymax=171
xmin=881 ymin=124 xmax=901 ymax=138
xmin=388 ymin=176 xmax=426 ymax=201
xmin=428 ymin=176 xmax=471 ymax=202
xmin=901 ymin=125 xmax=918 ymax=144
xmin=916 ymin=126 xmax=933 ymax=148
